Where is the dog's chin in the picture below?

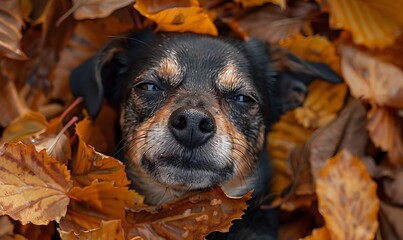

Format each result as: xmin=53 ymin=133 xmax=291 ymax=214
xmin=140 ymin=155 xmax=234 ymax=190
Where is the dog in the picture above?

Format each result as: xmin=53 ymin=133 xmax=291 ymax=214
xmin=70 ymin=29 xmax=341 ymax=239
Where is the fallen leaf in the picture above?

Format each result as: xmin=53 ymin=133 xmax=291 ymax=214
xmin=302 ymin=227 xmax=331 ymax=240
xmin=382 ymin=169 xmax=403 ymax=206
xmin=339 ymin=45 xmax=403 ymax=109
xmin=294 ymin=81 xmax=347 ymax=129
xmin=234 ymin=0 xmax=286 ymax=9
xmin=367 ymin=106 xmax=403 ymax=166
xmin=59 ymin=220 xmax=125 ymax=240
xmin=0 ymin=142 xmax=72 ymax=225
xmin=327 ymin=0 xmax=403 ymax=48
xmin=225 ymin=4 xmax=311 ymax=43
xmin=0 ymin=216 xmax=13 ymax=237
xmin=69 ymin=0 xmax=135 ymax=20
xmin=0 ymin=80 xmax=27 ymax=127
xmin=135 ymin=0 xmax=218 ymax=36
xmin=71 ymin=118 xmax=131 ymax=187
xmin=316 ymin=150 xmax=379 ymax=240
xmin=278 ymin=214 xmax=315 ymax=240
xmin=378 ymin=201 xmax=403 ymax=240
xmin=124 ymin=187 xmax=251 ymax=240
xmin=13 ymin=222 xmax=55 ymax=240
xmin=0 ymin=0 xmax=27 ymax=59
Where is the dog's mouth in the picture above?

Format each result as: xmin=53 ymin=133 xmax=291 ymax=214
xmin=140 ymin=154 xmax=234 ymax=190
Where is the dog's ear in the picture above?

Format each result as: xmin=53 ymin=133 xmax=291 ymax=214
xmin=70 ymin=29 xmax=155 ymax=118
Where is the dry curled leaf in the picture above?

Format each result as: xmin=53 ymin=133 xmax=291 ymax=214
xmin=59 ymin=220 xmax=125 ymax=240
xmin=339 ymin=45 xmax=403 ymax=109
xmin=135 ymin=0 xmax=217 ymax=36
xmin=0 ymin=0 xmax=27 ymax=59
xmin=71 ymin=118 xmax=131 ymax=187
xmin=70 ymin=0 xmax=135 ymax=20
xmin=316 ymin=150 xmax=379 ymax=240
xmin=327 ymin=0 xmax=403 ymax=48
xmin=124 ymin=187 xmax=251 ymax=240
xmin=0 ymin=142 xmax=72 ymax=225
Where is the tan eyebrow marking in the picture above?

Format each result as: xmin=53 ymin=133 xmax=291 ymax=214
xmin=156 ymin=56 xmax=182 ymax=86
xmin=216 ymin=63 xmax=244 ymax=92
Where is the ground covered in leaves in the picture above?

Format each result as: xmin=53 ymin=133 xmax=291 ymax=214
xmin=0 ymin=0 xmax=402 ymax=239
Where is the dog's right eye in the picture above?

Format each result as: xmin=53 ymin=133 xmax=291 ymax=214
xmin=136 ymin=83 xmax=161 ymax=91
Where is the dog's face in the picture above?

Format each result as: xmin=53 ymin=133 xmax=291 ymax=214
xmin=119 ymin=34 xmax=267 ymax=193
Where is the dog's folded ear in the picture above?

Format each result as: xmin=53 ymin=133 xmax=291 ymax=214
xmin=70 ymin=29 xmax=155 ymax=118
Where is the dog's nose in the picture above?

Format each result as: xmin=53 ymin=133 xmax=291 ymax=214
xmin=169 ymin=107 xmax=216 ymax=147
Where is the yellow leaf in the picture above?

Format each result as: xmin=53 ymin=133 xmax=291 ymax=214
xmin=294 ymin=81 xmax=347 ymax=129
xmin=233 ymin=0 xmax=286 ymax=9
xmin=280 ymin=34 xmax=341 ymax=74
xmin=327 ymin=0 xmax=403 ymax=48
xmin=316 ymin=150 xmax=379 ymax=240
xmin=59 ymin=220 xmax=124 ymax=240
xmin=0 ymin=142 xmax=72 ymax=225
xmin=71 ymin=118 xmax=131 ymax=187
xmin=134 ymin=0 xmax=217 ymax=36
xmin=339 ymin=45 xmax=403 ymax=109
xmin=125 ymin=187 xmax=251 ymax=239
xmin=302 ymin=227 xmax=331 ymax=240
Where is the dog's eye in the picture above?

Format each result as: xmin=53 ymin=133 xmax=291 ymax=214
xmin=231 ymin=94 xmax=254 ymax=103
xmin=137 ymin=83 xmax=161 ymax=91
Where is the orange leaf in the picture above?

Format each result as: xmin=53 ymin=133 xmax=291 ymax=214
xmin=339 ymin=45 xmax=403 ymax=109
xmin=134 ymin=0 xmax=217 ymax=36
xmin=65 ymin=181 xmax=144 ymax=230
xmin=0 ymin=142 xmax=72 ymax=225
xmin=367 ymin=107 xmax=403 ymax=166
xmin=71 ymin=118 xmax=131 ymax=187
xmin=302 ymin=227 xmax=331 ymax=240
xmin=0 ymin=0 xmax=27 ymax=60
xmin=316 ymin=150 xmax=379 ymax=240
xmin=294 ymin=81 xmax=347 ymax=129
xmin=71 ymin=0 xmax=135 ymax=20
xmin=59 ymin=220 xmax=125 ymax=240
xmin=327 ymin=0 xmax=403 ymax=48
xmin=124 ymin=187 xmax=251 ymax=240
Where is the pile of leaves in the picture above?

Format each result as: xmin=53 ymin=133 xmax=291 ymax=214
xmin=0 ymin=0 xmax=402 ymax=239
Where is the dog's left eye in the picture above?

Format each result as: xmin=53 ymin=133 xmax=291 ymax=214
xmin=137 ymin=83 xmax=161 ymax=91
xmin=231 ymin=94 xmax=254 ymax=103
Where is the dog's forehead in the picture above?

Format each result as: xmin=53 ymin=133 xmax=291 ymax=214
xmin=152 ymin=34 xmax=252 ymax=91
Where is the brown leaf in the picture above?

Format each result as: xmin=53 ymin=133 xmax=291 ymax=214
xmin=124 ymin=187 xmax=251 ymax=240
xmin=378 ymin=201 xmax=403 ymax=240
xmin=13 ymin=222 xmax=55 ymax=240
xmin=0 ymin=0 xmax=27 ymax=60
xmin=278 ymin=215 xmax=315 ymax=240
xmin=0 ymin=216 xmax=14 ymax=237
xmin=306 ymin=100 xmax=368 ymax=180
xmin=0 ymin=80 xmax=27 ymax=127
xmin=0 ymin=142 xmax=72 ymax=225
xmin=339 ymin=44 xmax=403 ymax=109
xmin=367 ymin=106 xmax=403 ymax=166
xmin=59 ymin=220 xmax=125 ymax=240
xmin=382 ymin=170 xmax=403 ymax=206
xmin=135 ymin=0 xmax=218 ymax=36
xmin=65 ymin=181 xmax=143 ymax=231
xmin=225 ymin=4 xmax=310 ymax=43
xmin=70 ymin=0 xmax=135 ymax=20
xmin=71 ymin=118 xmax=131 ymax=187
xmin=234 ymin=0 xmax=286 ymax=9
xmin=316 ymin=150 xmax=379 ymax=240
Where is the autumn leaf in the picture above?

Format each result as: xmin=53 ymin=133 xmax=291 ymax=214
xmin=64 ymin=180 xmax=143 ymax=231
xmin=378 ymin=201 xmax=403 ymax=240
xmin=316 ymin=150 xmax=379 ymax=240
xmin=134 ymin=0 xmax=218 ymax=36
xmin=294 ymin=81 xmax=347 ymax=129
xmin=0 ymin=142 xmax=72 ymax=225
xmin=124 ymin=187 xmax=251 ymax=240
xmin=13 ymin=222 xmax=55 ymax=240
xmin=302 ymin=227 xmax=331 ymax=240
xmin=0 ymin=216 xmax=14 ymax=238
xmin=339 ymin=44 xmax=403 ymax=109
xmin=68 ymin=0 xmax=135 ymax=20
xmin=0 ymin=0 xmax=27 ymax=60
xmin=327 ymin=0 xmax=403 ymax=48
xmin=59 ymin=220 xmax=125 ymax=240
xmin=0 ymin=80 xmax=27 ymax=127
xmin=71 ymin=118 xmax=131 ymax=187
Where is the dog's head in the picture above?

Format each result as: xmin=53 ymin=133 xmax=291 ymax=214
xmin=70 ymin=30 xmax=341 ymax=204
